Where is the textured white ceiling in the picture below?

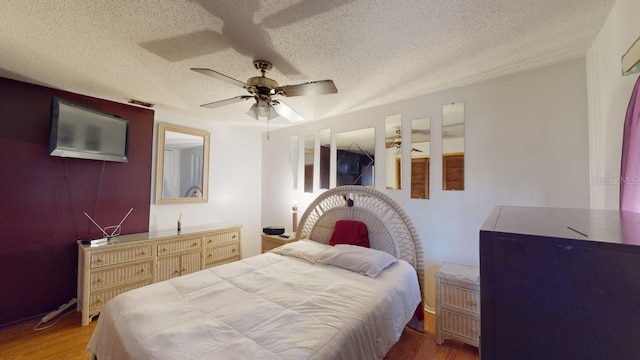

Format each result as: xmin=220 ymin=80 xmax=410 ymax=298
xmin=0 ymin=0 xmax=615 ymax=127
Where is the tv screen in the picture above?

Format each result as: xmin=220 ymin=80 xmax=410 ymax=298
xmin=49 ymin=97 xmax=129 ymax=162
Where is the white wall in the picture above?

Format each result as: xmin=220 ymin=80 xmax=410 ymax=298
xmin=587 ymin=0 xmax=640 ymax=210
xmin=150 ymin=109 xmax=264 ymax=258
xmin=262 ymin=58 xmax=590 ymax=306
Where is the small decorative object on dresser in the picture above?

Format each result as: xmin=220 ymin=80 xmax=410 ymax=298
xmin=435 ymin=262 xmax=480 ymax=348
xmin=77 ymin=224 xmax=241 ymax=326
xmin=261 ymin=232 xmax=296 ymax=253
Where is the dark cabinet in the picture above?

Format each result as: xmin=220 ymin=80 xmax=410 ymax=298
xmin=480 ymin=206 xmax=640 ymax=360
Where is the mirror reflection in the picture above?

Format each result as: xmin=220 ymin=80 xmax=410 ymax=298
xmin=384 ymin=114 xmax=402 ymax=190
xmin=155 ymin=123 xmax=210 ymax=204
xmin=290 ymin=135 xmax=299 ymax=189
xmin=336 ymin=128 xmax=375 ymax=186
xmin=304 ymin=135 xmax=315 ymax=193
xmin=442 ymin=102 xmax=465 ymax=191
xmin=319 ymin=129 xmax=330 ymax=189
xmin=411 ymin=118 xmax=431 ymax=199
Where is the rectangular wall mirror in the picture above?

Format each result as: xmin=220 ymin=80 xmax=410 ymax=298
xmin=290 ymin=135 xmax=299 ymax=189
xmin=319 ymin=129 xmax=331 ymax=189
xmin=385 ymin=114 xmax=402 ymax=190
xmin=442 ymin=102 xmax=465 ymax=190
xmin=304 ymin=135 xmax=315 ymax=193
xmin=411 ymin=118 xmax=431 ymax=199
xmin=155 ymin=123 xmax=210 ymax=204
xmin=336 ymin=127 xmax=375 ymax=186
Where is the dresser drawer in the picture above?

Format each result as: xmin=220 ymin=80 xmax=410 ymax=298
xmin=440 ymin=282 xmax=480 ymax=314
xmin=204 ymin=230 xmax=240 ymax=247
xmin=89 ymin=280 xmax=152 ymax=311
xmin=205 ymin=256 xmax=240 ymax=269
xmin=90 ymin=246 xmax=152 ymax=268
xmin=90 ymin=261 xmax=153 ymax=290
xmin=205 ymin=242 xmax=240 ymax=263
xmin=440 ymin=309 xmax=480 ymax=342
xmin=158 ymin=237 xmax=201 ymax=256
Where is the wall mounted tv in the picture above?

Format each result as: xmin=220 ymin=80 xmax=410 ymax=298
xmin=49 ymin=97 xmax=129 ymax=162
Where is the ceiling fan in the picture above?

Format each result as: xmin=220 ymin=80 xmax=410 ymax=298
xmin=192 ymin=60 xmax=337 ymax=122
xmin=385 ymin=128 xmax=426 ymax=152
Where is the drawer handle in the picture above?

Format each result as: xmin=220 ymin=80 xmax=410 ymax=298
xmin=192 ymin=242 xmax=197 ymax=247
xmin=161 ymin=248 xmax=167 ymax=252
xmin=139 ymin=251 xmax=146 ymax=256
xmin=208 ymin=239 xmax=212 ymax=244
xmin=140 ymin=268 xmax=145 ymax=273
xmin=173 ymin=270 xmax=179 ymax=274
xmin=96 ymin=279 xmax=102 ymax=283
xmin=232 ymin=248 xmax=236 ymax=253
xmin=208 ymin=254 xmax=212 ymax=258
xmin=181 ymin=268 xmax=186 ymax=273
xmin=96 ymin=259 xmax=102 ymax=263
xmin=232 ymin=235 xmax=237 ymax=239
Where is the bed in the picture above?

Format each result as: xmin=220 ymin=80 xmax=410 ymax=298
xmin=87 ymin=186 xmax=425 ymax=360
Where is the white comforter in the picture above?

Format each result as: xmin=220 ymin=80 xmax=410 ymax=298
xmin=87 ymin=252 xmax=421 ymax=360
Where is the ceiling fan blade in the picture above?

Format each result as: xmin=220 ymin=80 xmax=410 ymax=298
xmin=272 ymin=100 xmax=304 ymax=122
xmin=201 ymin=95 xmax=253 ymax=109
xmin=277 ymin=80 xmax=337 ymax=97
xmin=412 ymin=129 xmax=430 ymax=135
xmin=192 ymin=68 xmax=247 ymax=89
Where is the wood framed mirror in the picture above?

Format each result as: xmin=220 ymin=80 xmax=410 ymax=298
xmin=155 ymin=123 xmax=210 ymax=205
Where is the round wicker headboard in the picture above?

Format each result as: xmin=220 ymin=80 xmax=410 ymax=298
xmin=295 ymin=185 xmax=424 ymax=325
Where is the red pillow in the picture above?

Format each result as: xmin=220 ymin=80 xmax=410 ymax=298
xmin=329 ymin=220 xmax=370 ymax=248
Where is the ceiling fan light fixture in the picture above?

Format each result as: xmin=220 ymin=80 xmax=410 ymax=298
xmin=247 ymin=101 xmax=280 ymax=121
xmin=246 ymin=103 xmax=259 ymax=120
xmin=267 ymin=107 xmax=279 ymax=120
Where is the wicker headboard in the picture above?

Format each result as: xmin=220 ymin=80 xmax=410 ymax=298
xmin=295 ymin=186 xmax=424 ymax=330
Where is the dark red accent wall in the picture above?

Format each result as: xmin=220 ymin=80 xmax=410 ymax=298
xmin=0 ymin=77 xmax=153 ymax=327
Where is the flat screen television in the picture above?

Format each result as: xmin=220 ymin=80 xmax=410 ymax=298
xmin=49 ymin=97 xmax=129 ymax=162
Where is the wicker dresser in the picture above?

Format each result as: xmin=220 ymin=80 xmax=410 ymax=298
xmin=435 ymin=262 xmax=480 ymax=347
xmin=77 ymin=224 xmax=241 ymax=326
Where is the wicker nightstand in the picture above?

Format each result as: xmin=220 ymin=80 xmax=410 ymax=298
xmin=261 ymin=233 xmax=296 ymax=253
xmin=435 ymin=262 xmax=480 ymax=348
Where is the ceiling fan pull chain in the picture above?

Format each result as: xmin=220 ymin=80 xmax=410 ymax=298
xmin=266 ymin=120 xmax=270 ymax=140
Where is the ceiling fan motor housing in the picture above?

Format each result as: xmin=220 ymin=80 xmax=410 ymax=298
xmin=247 ymin=76 xmax=279 ymax=95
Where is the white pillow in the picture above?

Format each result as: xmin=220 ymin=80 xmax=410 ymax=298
xmin=270 ymin=239 xmax=332 ymax=263
xmin=316 ymin=244 xmax=398 ymax=277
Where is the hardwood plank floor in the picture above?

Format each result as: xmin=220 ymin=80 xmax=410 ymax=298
xmin=0 ymin=311 xmax=479 ymax=359
xmin=385 ymin=313 xmax=480 ymax=360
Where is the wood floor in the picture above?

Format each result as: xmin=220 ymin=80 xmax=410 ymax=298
xmin=0 ymin=311 xmax=479 ymax=360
